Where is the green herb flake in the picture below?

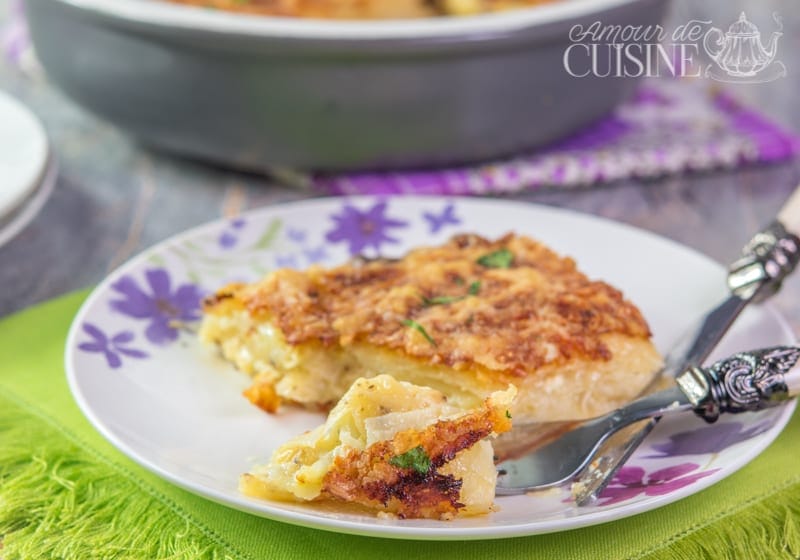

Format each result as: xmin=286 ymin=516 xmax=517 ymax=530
xmin=476 ymin=248 xmax=514 ymax=269
xmin=421 ymin=280 xmax=481 ymax=308
xmin=401 ymin=319 xmax=437 ymax=346
xmin=505 ymin=410 xmax=513 ymax=419
xmin=422 ymin=294 xmax=464 ymax=307
xmin=389 ymin=445 xmax=431 ymax=474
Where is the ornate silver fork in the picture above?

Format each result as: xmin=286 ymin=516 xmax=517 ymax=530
xmin=494 ymin=185 xmax=800 ymax=499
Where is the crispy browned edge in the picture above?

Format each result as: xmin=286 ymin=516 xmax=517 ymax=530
xmin=242 ymin=393 xmax=512 ymax=519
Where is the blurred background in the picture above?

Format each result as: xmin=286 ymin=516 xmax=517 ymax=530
xmin=667 ymin=0 xmax=799 ymax=130
xmin=1 ymin=0 xmax=799 ymax=318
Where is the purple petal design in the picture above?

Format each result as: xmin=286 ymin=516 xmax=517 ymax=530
xmin=423 ymin=203 xmax=461 ymax=234
xmin=82 ymin=323 xmax=107 ymax=343
xmin=218 ymin=231 xmax=238 ymax=249
xmin=218 ymin=218 xmax=247 ymax=248
xmin=78 ymin=341 xmax=105 ymax=352
xmin=646 ymin=421 xmax=773 ymax=458
xmin=596 ymin=462 xmax=720 ymax=506
xmin=614 ymin=466 xmax=646 ymax=486
xmin=110 ymin=277 xmax=152 ymax=319
xmin=109 ymin=268 xmax=203 ymax=346
xmin=595 ymin=484 xmax=642 ymax=505
xmin=145 ymin=269 xmax=171 ymax=300
xmin=110 ymin=331 xmax=135 ymax=344
xmin=647 ymin=463 xmax=699 ymax=484
xmin=287 ymin=228 xmax=307 ymax=243
xmin=304 ymin=246 xmax=329 ymax=264
xmin=644 ymin=471 xmax=716 ymax=497
xmin=105 ymin=351 xmax=122 ymax=369
xmin=275 ymin=254 xmax=299 ymax=269
xmin=77 ymin=322 xmax=148 ymax=369
xmin=325 ymin=201 xmax=409 ymax=256
xmin=116 ymin=347 xmax=149 ymax=359
xmin=145 ymin=319 xmax=179 ymax=345
xmin=172 ymin=285 xmax=204 ymax=320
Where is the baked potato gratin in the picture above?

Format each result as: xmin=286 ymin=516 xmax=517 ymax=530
xmin=166 ymin=0 xmax=559 ymax=19
xmin=201 ymin=232 xmax=662 ymax=519
xmin=201 ymin=233 xmax=663 ymax=425
xmin=241 ymin=375 xmax=515 ymax=519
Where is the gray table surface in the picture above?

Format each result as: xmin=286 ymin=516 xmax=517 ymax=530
xmin=1 ymin=0 xmax=799 ymax=345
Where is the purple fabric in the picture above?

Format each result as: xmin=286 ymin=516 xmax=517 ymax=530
xmin=312 ymin=80 xmax=800 ymax=196
xmin=2 ymin=0 xmax=28 ymax=65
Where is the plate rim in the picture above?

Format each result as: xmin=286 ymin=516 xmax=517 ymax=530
xmin=64 ymin=195 xmax=799 ymax=540
xmin=0 ymin=91 xmax=53 ymax=248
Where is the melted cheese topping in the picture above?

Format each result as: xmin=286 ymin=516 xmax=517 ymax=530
xmin=205 ymin=233 xmax=653 ymax=377
xmin=201 ymin=233 xmax=663 ymax=423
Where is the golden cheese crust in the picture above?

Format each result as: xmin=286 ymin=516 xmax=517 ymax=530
xmin=204 ymin=233 xmax=652 ymax=377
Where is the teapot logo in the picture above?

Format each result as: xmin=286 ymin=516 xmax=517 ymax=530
xmin=703 ymin=12 xmax=786 ymax=83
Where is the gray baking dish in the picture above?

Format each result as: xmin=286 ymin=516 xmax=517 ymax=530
xmin=25 ymin=0 xmax=669 ymax=171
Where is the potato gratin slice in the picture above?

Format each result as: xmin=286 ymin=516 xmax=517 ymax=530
xmin=201 ymin=233 xmax=662 ymax=424
xmin=241 ymin=375 xmax=516 ymax=519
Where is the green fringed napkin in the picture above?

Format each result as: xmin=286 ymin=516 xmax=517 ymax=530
xmin=1 ymin=291 xmax=800 ymax=560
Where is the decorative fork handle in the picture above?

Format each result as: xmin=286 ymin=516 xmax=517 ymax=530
xmin=573 ymin=187 xmax=800 ymax=506
xmin=679 ymin=346 xmax=800 ymax=422
xmin=494 ymin=346 xmax=800 ymax=495
xmin=727 ymin=221 xmax=800 ymax=302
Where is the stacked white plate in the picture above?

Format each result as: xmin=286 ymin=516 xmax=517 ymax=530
xmin=0 ymin=90 xmax=55 ymax=247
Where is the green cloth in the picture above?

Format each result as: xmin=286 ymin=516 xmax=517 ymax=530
xmin=1 ymin=291 xmax=800 ymax=560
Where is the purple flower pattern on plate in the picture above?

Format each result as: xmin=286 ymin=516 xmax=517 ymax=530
xmin=218 ymin=218 xmax=246 ymax=249
xmin=78 ymin=323 xmax=148 ymax=369
xmin=597 ymin=463 xmax=720 ymax=506
xmin=423 ymin=203 xmax=461 ymax=234
xmin=274 ymin=254 xmax=299 ymax=269
xmin=325 ymin=201 xmax=408 ymax=255
xmin=645 ymin=421 xmax=773 ymax=458
xmin=304 ymin=246 xmax=329 ymax=264
xmin=287 ymin=228 xmax=307 ymax=244
xmin=110 ymin=268 xmax=203 ymax=346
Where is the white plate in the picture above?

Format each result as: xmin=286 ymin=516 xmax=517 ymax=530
xmin=0 ymin=90 xmax=54 ymax=247
xmin=65 ymin=196 xmax=797 ymax=540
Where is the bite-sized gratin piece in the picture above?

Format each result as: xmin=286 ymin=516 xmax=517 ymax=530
xmin=241 ymin=375 xmax=516 ymax=519
xmin=201 ymin=233 xmax=663 ymax=424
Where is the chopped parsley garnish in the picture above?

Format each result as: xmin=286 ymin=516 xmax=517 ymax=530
xmin=505 ymin=410 xmax=513 ymax=419
xmin=477 ymin=248 xmax=514 ymax=269
xmin=421 ymin=280 xmax=481 ymax=308
xmin=401 ymin=319 xmax=437 ymax=346
xmin=422 ymin=294 xmax=465 ymax=307
xmin=389 ymin=445 xmax=431 ymax=474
